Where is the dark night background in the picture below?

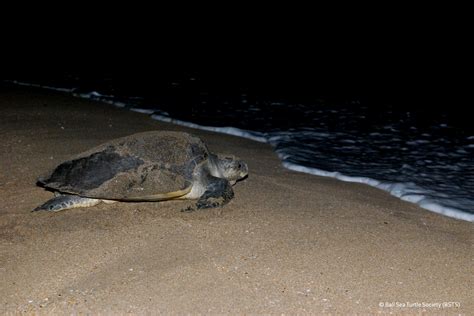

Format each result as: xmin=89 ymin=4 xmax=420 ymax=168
xmin=3 ymin=5 xmax=468 ymax=129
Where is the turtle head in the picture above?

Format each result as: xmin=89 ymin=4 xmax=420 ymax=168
xmin=214 ymin=154 xmax=248 ymax=184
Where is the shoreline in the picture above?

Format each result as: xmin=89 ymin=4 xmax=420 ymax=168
xmin=7 ymin=80 xmax=473 ymax=222
xmin=0 ymin=86 xmax=472 ymax=314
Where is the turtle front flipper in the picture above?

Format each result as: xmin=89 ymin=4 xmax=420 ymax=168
xmin=33 ymin=195 xmax=101 ymax=212
xmin=196 ymin=177 xmax=234 ymax=209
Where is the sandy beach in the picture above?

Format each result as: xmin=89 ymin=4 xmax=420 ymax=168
xmin=0 ymin=85 xmax=472 ymax=314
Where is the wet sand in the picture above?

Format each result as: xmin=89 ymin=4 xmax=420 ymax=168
xmin=0 ymin=85 xmax=472 ymax=314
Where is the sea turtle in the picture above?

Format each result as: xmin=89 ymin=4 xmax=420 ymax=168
xmin=33 ymin=131 xmax=248 ymax=212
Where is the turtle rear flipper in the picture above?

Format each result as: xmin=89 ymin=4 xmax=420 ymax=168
xmin=196 ymin=177 xmax=234 ymax=209
xmin=33 ymin=195 xmax=101 ymax=212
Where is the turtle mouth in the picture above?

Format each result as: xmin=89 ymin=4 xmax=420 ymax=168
xmin=230 ymin=174 xmax=248 ymax=186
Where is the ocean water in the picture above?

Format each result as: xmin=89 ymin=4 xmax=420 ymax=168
xmin=6 ymin=76 xmax=474 ymax=222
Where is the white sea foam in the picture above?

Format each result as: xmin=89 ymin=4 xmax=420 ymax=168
xmin=282 ymin=161 xmax=474 ymax=222
xmin=6 ymin=80 xmax=75 ymax=92
xmin=130 ymin=108 xmax=156 ymax=114
xmin=150 ymin=114 xmax=267 ymax=143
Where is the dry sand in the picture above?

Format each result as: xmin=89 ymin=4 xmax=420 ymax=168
xmin=0 ymin=86 xmax=472 ymax=314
